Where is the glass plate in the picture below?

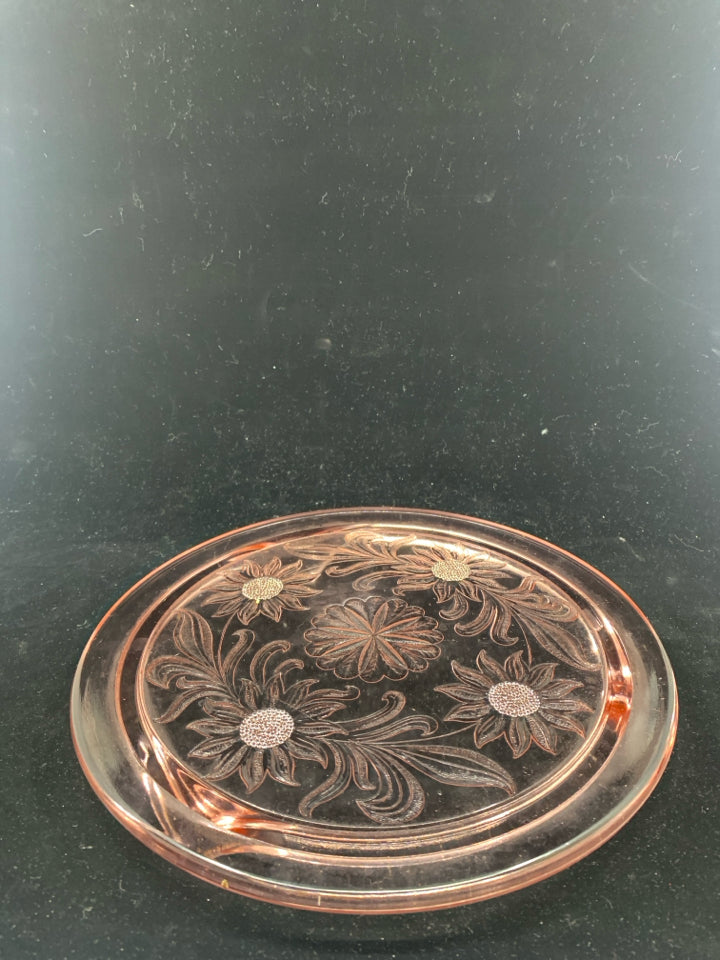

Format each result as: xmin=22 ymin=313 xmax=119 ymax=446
xmin=71 ymin=508 xmax=677 ymax=913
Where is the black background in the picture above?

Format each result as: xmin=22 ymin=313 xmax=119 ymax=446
xmin=1 ymin=2 xmax=718 ymax=958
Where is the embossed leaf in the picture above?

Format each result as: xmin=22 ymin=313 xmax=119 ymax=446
xmin=154 ymin=686 xmax=216 ymax=724
xmin=145 ymin=615 xmax=255 ymax=723
xmin=298 ymin=743 xmax=352 ymax=817
xmin=292 ymin=532 xmax=416 ymax=587
xmin=355 ymin=751 xmax=425 ymax=823
xmin=298 ymin=734 xmax=429 ymax=825
xmin=174 ymin=608 xmax=216 ymax=664
xmin=283 ymin=678 xmax=360 ymax=718
xmin=341 ymin=690 xmax=406 ymax=732
xmin=249 ymin=639 xmax=294 ymax=686
xmin=454 ymin=582 xmax=598 ymax=673
xmin=221 ymin=630 xmax=256 ymax=686
xmin=520 ymin=618 xmax=597 ymax=673
xmin=389 ymin=744 xmax=515 ymax=794
xmin=298 ymin=689 xmax=515 ymax=824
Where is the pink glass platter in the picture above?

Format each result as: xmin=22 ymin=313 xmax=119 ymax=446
xmin=71 ymin=508 xmax=677 ymax=914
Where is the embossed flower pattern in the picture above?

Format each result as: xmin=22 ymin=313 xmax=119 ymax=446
xmin=145 ymin=611 xmax=515 ymax=822
xmin=293 ymin=532 xmax=507 ymax=622
xmin=188 ymin=673 xmax=355 ymax=794
xmin=290 ymin=532 xmax=597 ymax=672
xmin=304 ymin=595 xmax=444 ymax=683
xmin=389 ymin=544 xmax=508 ymax=621
xmin=146 ymin=537 xmax=598 ymax=826
xmin=204 ymin=556 xmax=320 ymax=625
xmin=437 ymin=650 xmax=593 ymax=758
xmin=146 ymin=620 xmax=359 ymax=793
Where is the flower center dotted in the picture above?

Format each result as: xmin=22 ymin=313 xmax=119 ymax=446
xmin=488 ymin=681 xmax=541 ymax=717
xmin=431 ymin=559 xmax=471 ymax=582
xmin=239 ymin=708 xmax=295 ymax=748
xmin=241 ymin=576 xmax=284 ymax=601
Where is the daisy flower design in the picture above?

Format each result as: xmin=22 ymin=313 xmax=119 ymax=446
xmin=205 ymin=556 xmax=320 ymax=625
xmin=437 ymin=650 xmax=593 ymax=758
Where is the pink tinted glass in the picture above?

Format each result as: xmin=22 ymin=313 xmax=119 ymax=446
xmin=71 ymin=508 xmax=677 ymax=913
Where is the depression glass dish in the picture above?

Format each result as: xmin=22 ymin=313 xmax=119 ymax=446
xmin=71 ymin=508 xmax=677 ymax=913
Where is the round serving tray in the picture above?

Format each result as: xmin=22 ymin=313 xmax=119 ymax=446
xmin=71 ymin=508 xmax=677 ymax=913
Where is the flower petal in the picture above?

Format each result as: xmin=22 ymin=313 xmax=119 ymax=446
xmin=287 ymin=736 xmax=328 ymax=765
xmin=432 ymin=580 xmax=453 ymax=604
xmin=438 ymin=591 xmax=469 ymax=621
xmin=357 ymin=640 xmax=382 ymax=682
xmin=267 ymin=745 xmax=300 ymax=787
xmin=205 ymin=745 xmax=249 ymax=781
xmin=187 ymin=719 xmax=240 ymax=737
xmin=444 ymin=702 xmax=492 ymax=722
xmin=473 ymin=714 xmax=506 ymax=749
xmin=263 ymin=598 xmax=283 ymax=622
xmin=237 ymin=678 xmax=261 ymax=711
xmin=527 ymin=714 xmax=559 ymax=754
xmin=506 ymin=717 xmax=532 ymax=758
xmin=539 ymin=710 xmax=587 ymax=736
xmin=527 ymin=661 xmax=558 ymax=688
xmin=200 ymin=699 xmax=249 ymax=723
xmin=236 ymin=600 xmax=260 ymax=625
xmin=450 ymin=660 xmax=494 ymax=690
xmin=435 ymin=680 xmax=488 ymax=704
xmin=281 ymin=594 xmax=313 ymax=610
xmin=238 ymin=747 xmax=267 ymax=793
xmin=541 ymin=679 xmax=585 ymax=699
xmin=305 ymin=596 xmax=442 ymax=683
xmin=541 ymin=697 xmax=593 ymax=713
xmin=296 ymin=720 xmax=346 ymax=738
xmin=188 ymin=735 xmax=240 ymax=759
xmin=457 ymin=579 xmax=484 ymax=602
xmin=503 ymin=650 xmax=528 ymax=682
xmin=476 ymin=651 xmax=508 ymax=683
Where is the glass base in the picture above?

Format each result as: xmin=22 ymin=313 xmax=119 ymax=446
xmin=71 ymin=508 xmax=677 ymax=913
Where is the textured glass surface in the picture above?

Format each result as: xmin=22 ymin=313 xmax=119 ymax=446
xmin=71 ymin=508 xmax=677 ymax=913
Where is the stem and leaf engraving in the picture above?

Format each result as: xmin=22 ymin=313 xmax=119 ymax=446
xmin=144 ymin=532 xmax=598 ymax=828
xmin=293 ymin=532 xmax=597 ymax=672
xmin=146 ymin=609 xmax=515 ymax=824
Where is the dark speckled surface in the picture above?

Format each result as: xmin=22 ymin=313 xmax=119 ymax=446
xmin=1 ymin=2 xmax=718 ymax=957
